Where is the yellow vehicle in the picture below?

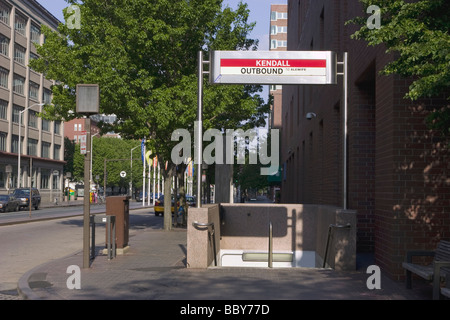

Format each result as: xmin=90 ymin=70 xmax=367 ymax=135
xmin=154 ymin=195 xmax=178 ymax=216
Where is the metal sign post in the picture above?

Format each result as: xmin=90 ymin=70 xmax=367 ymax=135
xmin=76 ymin=84 xmax=99 ymax=268
xmin=196 ymin=51 xmax=210 ymax=207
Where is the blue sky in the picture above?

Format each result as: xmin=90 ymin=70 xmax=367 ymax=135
xmin=37 ymin=0 xmax=287 ymax=51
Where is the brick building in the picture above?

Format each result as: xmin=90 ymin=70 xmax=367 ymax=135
xmin=282 ymin=0 xmax=449 ymax=279
xmin=269 ymin=4 xmax=287 ymax=130
xmin=0 ymin=0 xmax=64 ymax=204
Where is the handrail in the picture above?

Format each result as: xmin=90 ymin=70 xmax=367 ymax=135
xmin=192 ymin=221 xmax=217 ymax=266
xmin=322 ymin=223 xmax=351 ymax=268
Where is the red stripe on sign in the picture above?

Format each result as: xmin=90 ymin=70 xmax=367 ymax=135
xmin=220 ymin=59 xmax=327 ymax=68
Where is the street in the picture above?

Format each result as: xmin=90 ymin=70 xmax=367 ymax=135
xmin=0 ymin=205 xmax=159 ymax=299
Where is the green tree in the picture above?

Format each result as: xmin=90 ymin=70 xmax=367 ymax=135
xmin=71 ymin=137 xmax=143 ymax=192
xmin=31 ymin=0 xmax=268 ymax=230
xmin=347 ymin=0 xmax=450 ymax=137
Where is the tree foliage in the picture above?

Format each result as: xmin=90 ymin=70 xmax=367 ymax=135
xmin=70 ymin=137 xmax=143 ymax=189
xmin=347 ymin=0 xmax=450 ymax=136
xmin=31 ymin=0 xmax=269 ymax=227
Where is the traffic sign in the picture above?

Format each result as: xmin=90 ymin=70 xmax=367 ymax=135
xmin=120 ymin=171 xmax=126 ymax=178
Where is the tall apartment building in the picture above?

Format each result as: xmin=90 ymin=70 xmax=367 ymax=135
xmin=283 ymin=0 xmax=449 ymax=280
xmin=0 ymin=0 xmax=64 ymax=203
xmin=269 ymin=4 xmax=287 ymax=130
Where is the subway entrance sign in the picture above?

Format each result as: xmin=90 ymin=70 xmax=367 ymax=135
xmin=209 ymin=51 xmax=337 ymax=85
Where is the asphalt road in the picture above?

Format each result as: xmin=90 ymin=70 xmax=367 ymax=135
xmin=0 ymin=204 xmax=158 ymax=299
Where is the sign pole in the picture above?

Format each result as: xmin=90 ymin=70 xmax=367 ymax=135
xmin=337 ymin=53 xmax=348 ymax=210
xmin=196 ymin=51 xmax=203 ymax=208
xmin=76 ymin=84 xmax=99 ymax=269
xmin=83 ymin=117 xmax=91 ymax=268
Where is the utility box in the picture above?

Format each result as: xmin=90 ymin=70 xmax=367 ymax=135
xmin=106 ymin=196 xmax=130 ymax=253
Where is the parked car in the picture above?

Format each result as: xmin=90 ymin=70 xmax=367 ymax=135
xmin=135 ymin=191 xmax=148 ymax=202
xmin=0 ymin=195 xmax=20 ymax=212
xmin=154 ymin=195 xmax=180 ymax=216
xmin=185 ymin=195 xmax=196 ymax=207
xmin=12 ymin=188 xmax=41 ymax=210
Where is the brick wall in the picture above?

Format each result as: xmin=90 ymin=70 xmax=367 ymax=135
xmin=285 ymin=0 xmax=450 ymax=279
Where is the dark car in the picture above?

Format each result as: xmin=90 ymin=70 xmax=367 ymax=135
xmin=0 ymin=195 xmax=20 ymax=212
xmin=12 ymin=188 xmax=41 ymax=210
xmin=185 ymin=195 xmax=196 ymax=207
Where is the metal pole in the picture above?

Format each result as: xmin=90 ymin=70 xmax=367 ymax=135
xmin=18 ymin=111 xmax=21 ymax=188
xmin=343 ymin=52 xmax=348 ymax=210
xmin=268 ymin=222 xmax=273 ymax=268
xmin=196 ymin=51 xmax=203 ymax=208
xmin=103 ymin=158 xmax=106 ymax=199
xmin=142 ymin=140 xmax=146 ymax=207
xmin=83 ymin=118 xmax=91 ymax=268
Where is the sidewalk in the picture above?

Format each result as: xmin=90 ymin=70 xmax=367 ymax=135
xmin=17 ymin=226 xmax=436 ymax=301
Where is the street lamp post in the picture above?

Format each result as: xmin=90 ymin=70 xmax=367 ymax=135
xmin=130 ymin=145 xmax=140 ymax=198
xmin=17 ymin=103 xmax=45 ymax=188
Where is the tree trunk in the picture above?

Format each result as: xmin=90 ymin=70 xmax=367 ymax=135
xmin=163 ymin=164 xmax=174 ymax=231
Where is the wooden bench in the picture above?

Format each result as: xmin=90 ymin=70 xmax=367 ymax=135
xmin=402 ymin=240 xmax=450 ymax=300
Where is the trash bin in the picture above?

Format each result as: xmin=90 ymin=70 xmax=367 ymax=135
xmin=106 ymin=196 xmax=130 ymax=251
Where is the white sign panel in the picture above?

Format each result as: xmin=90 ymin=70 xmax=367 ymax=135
xmin=80 ymin=131 xmax=87 ymax=155
xmin=209 ymin=51 xmax=337 ymax=85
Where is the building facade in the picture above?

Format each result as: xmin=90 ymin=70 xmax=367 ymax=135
xmin=0 ymin=0 xmax=64 ymax=203
xmin=269 ymin=4 xmax=287 ymax=130
xmin=283 ymin=0 xmax=449 ymax=280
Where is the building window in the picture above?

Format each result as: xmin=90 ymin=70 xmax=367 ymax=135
xmin=0 ymin=67 xmax=8 ymax=88
xmin=42 ymin=118 xmax=50 ymax=131
xmin=31 ymin=24 xmax=40 ymax=44
xmin=27 ymin=138 xmax=38 ymax=156
xmin=0 ymin=99 xmax=7 ymax=119
xmin=277 ymin=12 xmax=288 ymax=20
xmin=0 ymin=35 xmax=9 ymax=57
xmin=270 ymin=25 xmax=277 ymax=35
xmin=41 ymin=170 xmax=50 ymax=189
xmin=0 ymin=131 xmax=6 ymax=151
xmin=28 ymin=110 xmax=38 ymax=128
xmin=0 ymin=2 xmax=10 ymax=25
xmin=13 ymin=105 xmax=23 ymax=123
xmin=54 ymin=120 xmax=61 ymax=134
xmin=14 ymin=45 xmax=26 ymax=65
xmin=270 ymin=39 xmax=277 ymax=49
xmin=78 ymin=123 xmax=82 ymax=131
xmin=11 ymin=135 xmax=18 ymax=154
xmin=15 ymin=14 xmax=27 ymax=36
xmin=277 ymin=26 xmax=287 ymax=33
xmin=52 ymin=174 xmax=59 ymax=190
xmin=271 ymin=11 xmax=277 ymax=21
xmin=43 ymin=88 xmax=52 ymax=104
xmin=41 ymin=141 xmax=50 ymax=158
xmin=29 ymin=82 xmax=39 ymax=100
xmin=74 ymin=123 xmax=77 ymax=131
xmin=277 ymin=40 xmax=287 ymax=48
xmin=13 ymin=75 xmax=25 ymax=94
xmin=54 ymin=144 xmax=61 ymax=160
xmin=73 ymin=135 xmax=77 ymax=143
